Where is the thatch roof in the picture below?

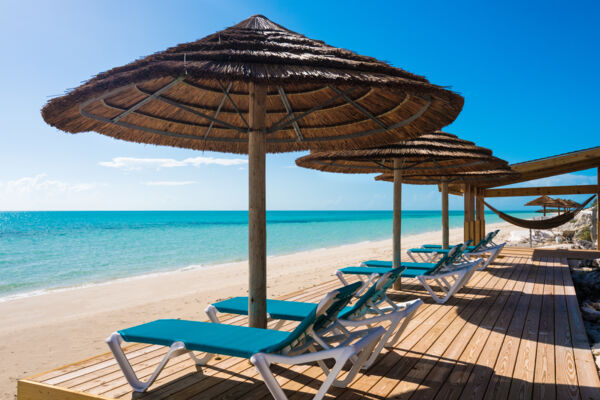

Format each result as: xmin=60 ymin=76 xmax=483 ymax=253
xmin=524 ymin=195 xmax=556 ymax=207
xmin=564 ymin=199 xmax=582 ymax=208
xmin=41 ymin=15 xmax=463 ymax=154
xmin=374 ymin=169 xmax=518 ymax=185
xmin=295 ymin=131 xmax=509 ymax=175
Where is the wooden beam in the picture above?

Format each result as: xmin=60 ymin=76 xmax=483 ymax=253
xmin=484 ymin=185 xmax=598 ymax=197
xmin=248 ymin=82 xmax=267 ymax=329
xmin=392 ymin=159 xmax=402 ymax=290
xmin=441 ymin=179 xmax=449 ymax=249
xmin=464 ymin=184 xmax=474 ymax=242
xmin=476 ymin=187 xmax=485 ymax=242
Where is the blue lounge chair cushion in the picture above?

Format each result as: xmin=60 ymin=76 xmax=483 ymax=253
xmin=362 ymin=260 xmax=392 ymax=268
xmin=362 ymin=260 xmax=440 ymax=270
xmin=339 ymin=265 xmax=436 ymax=278
xmin=339 ymin=266 xmax=396 ymax=275
xmin=409 ymin=248 xmax=451 ymax=254
xmin=213 ymin=297 xmax=355 ymax=322
xmin=401 ymin=262 xmax=438 ymax=270
xmin=118 ymin=319 xmax=291 ymax=359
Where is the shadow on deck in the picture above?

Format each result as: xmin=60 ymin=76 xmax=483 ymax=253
xmin=17 ymin=247 xmax=600 ymax=400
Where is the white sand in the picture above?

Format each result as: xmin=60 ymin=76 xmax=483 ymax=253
xmin=0 ymin=222 xmax=511 ymax=399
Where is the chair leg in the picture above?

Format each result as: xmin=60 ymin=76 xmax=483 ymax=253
xmin=407 ymin=250 xmax=418 ymax=262
xmin=106 ymin=333 xmax=189 ymax=392
xmin=205 ymin=304 xmax=220 ymax=323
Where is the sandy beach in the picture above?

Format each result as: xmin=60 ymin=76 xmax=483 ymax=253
xmin=0 ymin=222 xmax=510 ymax=399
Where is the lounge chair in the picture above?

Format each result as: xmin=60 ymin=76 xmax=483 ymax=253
xmin=106 ymin=281 xmax=385 ymax=400
xmin=206 ymin=268 xmax=423 ymax=369
xmin=408 ymin=230 xmax=505 ymax=269
xmin=337 ymin=245 xmax=483 ymax=304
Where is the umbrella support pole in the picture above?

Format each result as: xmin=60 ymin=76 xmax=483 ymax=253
xmin=248 ymin=83 xmax=267 ymax=329
xmin=529 ymin=229 xmax=533 ymax=248
xmin=392 ymin=159 xmax=402 ymax=290
xmin=441 ymin=179 xmax=449 ymax=249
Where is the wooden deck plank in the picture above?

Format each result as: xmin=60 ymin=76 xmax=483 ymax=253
xmin=431 ymin=258 xmax=527 ymax=400
xmin=307 ymin=256 xmax=518 ymax=400
xmin=17 ymin=248 xmax=600 ymax=400
xmin=560 ymin=258 xmax=600 ymax=400
xmin=532 ymin=257 xmax=556 ymax=400
xmin=507 ymin=257 xmax=548 ymax=400
xmin=457 ymin=258 xmax=533 ymax=400
xmin=482 ymin=257 xmax=538 ymax=400
xmin=408 ymin=259 xmax=526 ymax=400
xmin=330 ymin=266 xmax=501 ymax=400
xmin=396 ymin=257 xmax=528 ymax=400
xmin=552 ymin=257 xmax=580 ymax=400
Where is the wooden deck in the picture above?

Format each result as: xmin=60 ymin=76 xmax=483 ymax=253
xmin=17 ymin=248 xmax=600 ymax=400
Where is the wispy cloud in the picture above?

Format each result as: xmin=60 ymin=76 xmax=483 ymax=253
xmin=2 ymin=174 xmax=97 ymax=194
xmin=144 ymin=181 xmax=197 ymax=187
xmin=509 ymin=173 xmax=596 ymax=188
xmin=99 ymin=156 xmax=248 ymax=171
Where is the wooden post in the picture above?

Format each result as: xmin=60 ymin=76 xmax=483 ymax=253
xmin=392 ymin=159 xmax=402 ymax=290
xmin=464 ymin=184 xmax=473 ymax=242
xmin=597 ymin=167 xmax=599 ymax=250
xmin=248 ymin=82 xmax=267 ymax=328
xmin=476 ymin=187 xmax=485 ymax=242
xmin=441 ymin=178 xmax=449 ymax=249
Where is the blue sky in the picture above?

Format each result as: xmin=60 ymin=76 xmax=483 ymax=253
xmin=0 ymin=0 xmax=598 ymax=211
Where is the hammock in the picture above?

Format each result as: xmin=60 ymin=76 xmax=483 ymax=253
xmin=484 ymin=195 xmax=596 ymax=230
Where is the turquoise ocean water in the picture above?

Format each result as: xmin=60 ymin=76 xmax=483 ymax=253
xmin=0 ymin=210 xmax=535 ymax=299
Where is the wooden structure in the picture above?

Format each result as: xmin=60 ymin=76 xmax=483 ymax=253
xmin=41 ymin=15 xmax=464 ymax=328
xmin=449 ymin=147 xmax=600 ymax=248
xmin=17 ymin=247 xmax=600 ymax=399
xmin=296 ymin=132 xmax=509 ymax=289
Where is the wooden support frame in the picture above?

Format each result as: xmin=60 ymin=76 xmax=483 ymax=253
xmin=463 ymin=184 xmax=475 ymax=242
xmin=248 ymin=82 xmax=267 ymax=328
xmin=392 ymin=159 xmax=402 ymax=290
xmin=441 ymin=179 xmax=449 ymax=249
xmin=484 ymin=185 xmax=598 ymax=197
xmin=475 ymin=187 xmax=485 ymax=242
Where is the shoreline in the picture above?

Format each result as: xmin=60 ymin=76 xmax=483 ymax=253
xmin=0 ymin=221 xmax=510 ymax=399
xmin=0 ymin=225 xmax=486 ymax=304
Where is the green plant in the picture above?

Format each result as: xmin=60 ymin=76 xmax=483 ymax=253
xmin=576 ymin=227 xmax=592 ymax=241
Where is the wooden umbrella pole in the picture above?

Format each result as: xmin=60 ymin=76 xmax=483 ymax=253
xmin=441 ymin=178 xmax=449 ymax=249
xmin=463 ymin=184 xmax=471 ymax=242
xmin=392 ymin=158 xmax=402 ymax=290
xmin=248 ymin=82 xmax=267 ymax=328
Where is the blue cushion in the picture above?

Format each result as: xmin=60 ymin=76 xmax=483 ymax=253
xmin=409 ymin=248 xmax=450 ymax=254
xmin=402 ymin=268 xmax=437 ymax=278
xmin=213 ymin=297 xmax=353 ymax=322
xmin=362 ymin=260 xmax=392 ymax=268
xmin=401 ymin=262 xmax=438 ymax=270
xmin=339 ymin=266 xmax=395 ymax=275
xmin=421 ymin=244 xmax=443 ymax=248
xmin=118 ymin=319 xmax=291 ymax=359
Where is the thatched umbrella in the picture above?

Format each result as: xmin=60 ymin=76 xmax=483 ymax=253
xmin=295 ymin=131 xmax=508 ymax=281
xmin=375 ymin=168 xmax=517 ymax=248
xmin=41 ymin=15 xmax=464 ymax=328
xmin=525 ymin=195 xmax=556 ymax=216
xmin=565 ymin=199 xmax=582 ymax=209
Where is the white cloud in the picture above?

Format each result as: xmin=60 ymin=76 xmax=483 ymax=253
xmin=3 ymin=174 xmax=96 ymax=194
xmin=508 ymin=173 xmax=596 ymax=188
xmin=145 ymin=181 xmax=197 ymax=187
xmin=99 ymin=156 xmax=248 ymax=171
